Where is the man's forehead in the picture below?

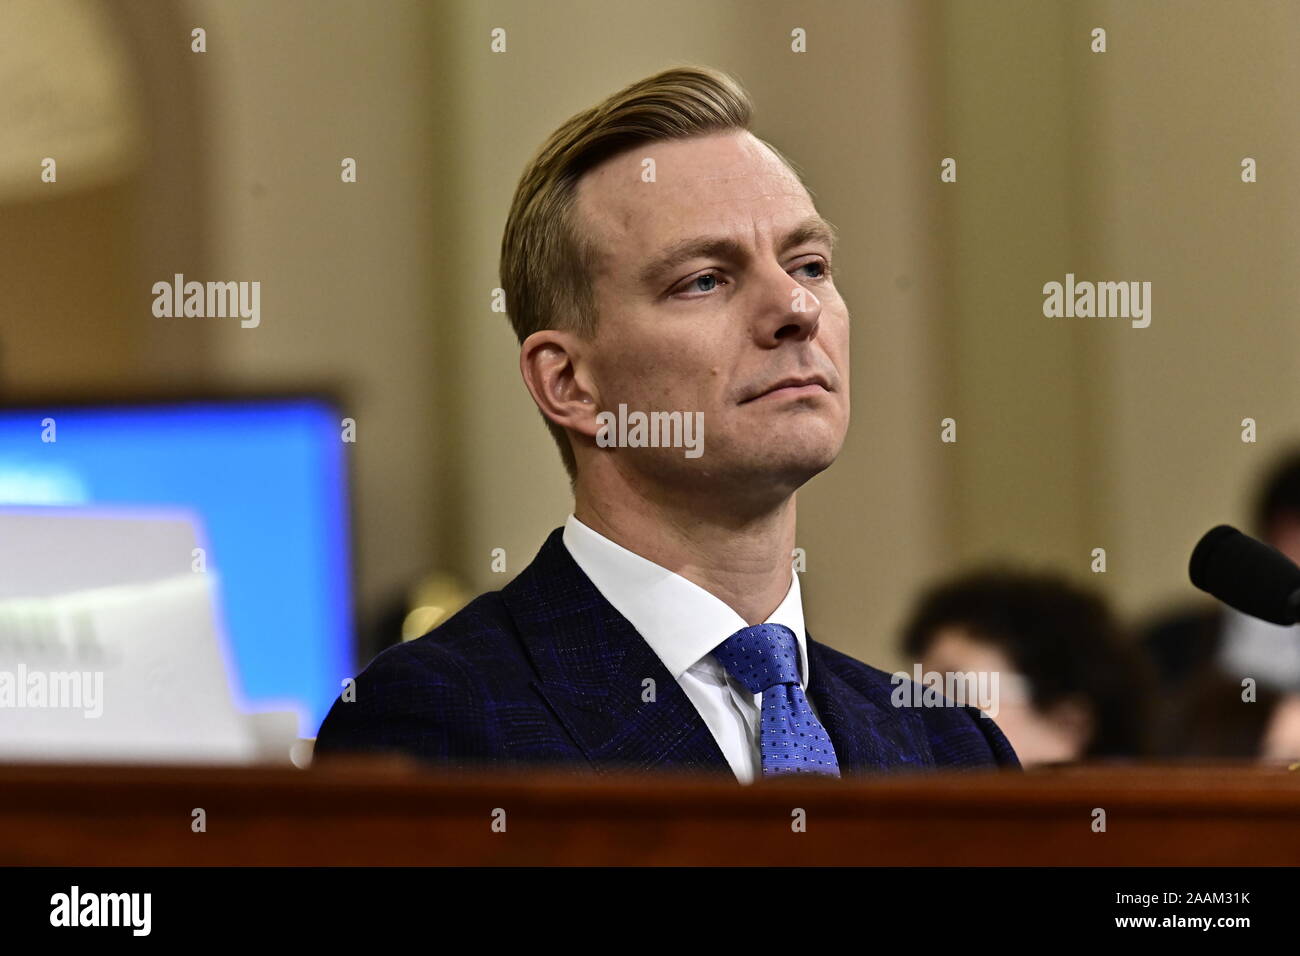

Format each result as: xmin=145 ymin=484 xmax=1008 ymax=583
xmin=575 ymin=132 xmax=817 ymax=263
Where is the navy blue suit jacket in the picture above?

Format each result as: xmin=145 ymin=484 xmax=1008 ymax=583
xmin=315 ymin=528 xmax=1021 ymax=778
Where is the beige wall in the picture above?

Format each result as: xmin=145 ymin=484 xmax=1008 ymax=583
xmin=185 ymin=0 xmax=442 ymax=639
xmin=6 ymin=0 xmax=1300 ymax=667
xmin=1086 ymin=0 xmax=1300 ymax=621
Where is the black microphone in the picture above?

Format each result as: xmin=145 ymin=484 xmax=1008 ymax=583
xmin=1189 ymin=524 xmax=1300 ymax=625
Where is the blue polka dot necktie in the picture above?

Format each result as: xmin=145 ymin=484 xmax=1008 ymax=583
xmin=712 ymin=623 xmax=841 ymax=778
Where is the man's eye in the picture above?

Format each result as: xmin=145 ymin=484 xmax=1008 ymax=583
xmin=672 ymin=260 xmax=828 ymax=297
xmin=675 ymin=272 xmax=725 ymax=296
xmin=795 ymin=260 xmax=829 ymax=280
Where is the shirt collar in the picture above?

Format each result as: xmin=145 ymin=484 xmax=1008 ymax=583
xmin=561 ymin=513 xmax=810 ymax=689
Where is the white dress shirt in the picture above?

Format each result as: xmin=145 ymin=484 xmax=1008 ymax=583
xmin=561 ymin=513 xmax=821 ymax=784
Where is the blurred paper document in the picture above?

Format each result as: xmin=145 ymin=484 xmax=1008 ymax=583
xmin=0 ymin=508 xmax=256 ymax=762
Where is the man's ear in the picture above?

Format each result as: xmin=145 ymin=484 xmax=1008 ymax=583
xmin=519 ymin=330 xmax=602 ymax=440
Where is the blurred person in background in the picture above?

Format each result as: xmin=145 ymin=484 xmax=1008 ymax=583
xmin=1140 ymin=448 xmax=1300 ymax=759
xmin=901 ymin=569 xmax=1154 ymax=767
xmin=1156 ymin=670 xmax=1300 ymax=762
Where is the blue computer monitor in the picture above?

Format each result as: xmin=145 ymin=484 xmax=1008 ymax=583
xmin=0 ymin=397 xmax=353 ymax=736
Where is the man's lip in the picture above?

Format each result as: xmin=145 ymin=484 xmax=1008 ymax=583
xmin=741 ymin=377 xmax=832 ymax=403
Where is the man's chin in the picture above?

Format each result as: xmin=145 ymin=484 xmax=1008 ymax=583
xmin=715 ymin=442 xmax=843 ymax=493
xmin=624 ymin=428 xmax=844 ymax=498
xmin=774 ymin=448 xmax=840 ymax=486
xmin=755 ymin=426 xmax=845 ymax=474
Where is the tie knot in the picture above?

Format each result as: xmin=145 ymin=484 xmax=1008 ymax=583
xmin=712 ymin=623 xmax=801 ymax=694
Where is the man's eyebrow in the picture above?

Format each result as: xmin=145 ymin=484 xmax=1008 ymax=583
xmin=638 ymin=215 xmax=839 ymax=288
xmin=783 ymin=215 xmax=839 ymax=256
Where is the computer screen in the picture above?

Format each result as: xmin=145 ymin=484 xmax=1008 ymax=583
xmin=0 ymin=398 xmax=353 ymax=736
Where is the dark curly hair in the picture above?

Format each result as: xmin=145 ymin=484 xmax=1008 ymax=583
xmin=1254 ymin=447 xmax=1300 ymax=539
xmin=900 ymin=567 xmax=1155 ymax=759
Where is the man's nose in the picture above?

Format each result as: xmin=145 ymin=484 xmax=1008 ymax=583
xmin=752 ymin=261 xmax=822 ymax=344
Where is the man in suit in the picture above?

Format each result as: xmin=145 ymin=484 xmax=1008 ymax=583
xmin=315 ymin=65 xmax=1019 ymax=781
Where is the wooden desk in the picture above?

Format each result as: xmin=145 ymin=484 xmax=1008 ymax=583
xmin=1 ymin=761 xmax=1297 ymax=865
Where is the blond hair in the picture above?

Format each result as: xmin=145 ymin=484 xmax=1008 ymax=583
xmin=500 ymin=65 xmax=800 ymax=481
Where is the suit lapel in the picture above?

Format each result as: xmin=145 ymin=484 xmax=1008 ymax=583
xmin=502 ymin=529 xmax=733 ymax=777
xmin=502 ymin=528 xmax=934 ymax=779
xmin=804 ymin=638 xmax=935 ymax=774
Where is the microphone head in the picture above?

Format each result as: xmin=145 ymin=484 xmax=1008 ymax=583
xmin=1189 ymin=524 xmax=1300 ymax=625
